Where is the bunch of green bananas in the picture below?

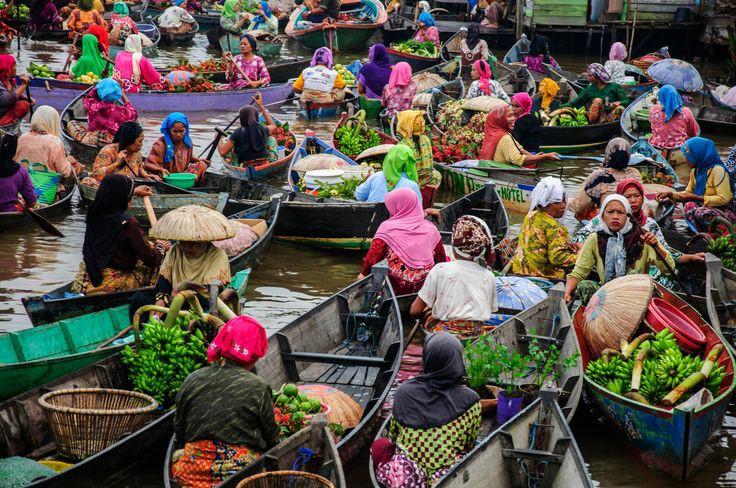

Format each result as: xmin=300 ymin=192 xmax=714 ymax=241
xmin=585 ymin=356 xmax=622 ymax=386
xmin=639 ymin=359 xmax=665 ymax=403
xmin=654 ymin=348 xmax=702 ymax=390
xmin=121 ymin=314 xmax=208 ymax=407
xmin=335 ymin=124 xmax=381 ymax=156
xmin=706 ymin=365 xmax=727 ymax=394
xmin=705 ymin=235 xmax=736 ymax=271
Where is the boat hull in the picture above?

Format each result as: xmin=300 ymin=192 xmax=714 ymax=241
xmin=25 ymin=78 xmax=89 ymax=112
xmin=387 ymin=49 xmax=440 ymax=72
xmin=539 ymin=121 xmax=621 ymax=154
xmin=0 ymin=181 xmax=75 ymax=231
xmin=290 ymin=24 xmax=379 ymax=51
xmin=146 ymin=5 xmax=221 ymax=26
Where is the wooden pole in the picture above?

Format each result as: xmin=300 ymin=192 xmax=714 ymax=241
xmin=515 ymin=0 xmax=523 ymax=39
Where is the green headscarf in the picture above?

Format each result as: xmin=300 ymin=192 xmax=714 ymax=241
xmin=382 ymin=144 xmax=418 ymax=190
xmin=113 ymin=1 xmax=130 ymax=15
xmin=78 ymin=0 xmax=94 ymax=11
xmin=72 ymin=34 xmax=107 ymax=78
xmin=222 ymin=0 xmax=238 ymax=20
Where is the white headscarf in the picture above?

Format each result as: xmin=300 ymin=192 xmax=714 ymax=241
xmin=417 ymin=0 xmax=431 ymax=12
xmin=596 ymin=194 xmax=634 ymax=282
xmin=529 ymin=176 xmax=566 ymax=215
xmin=124 ymin=34 xmax=143 ymax=85
xmin=30 ymin=105 xmax=62 ymax=138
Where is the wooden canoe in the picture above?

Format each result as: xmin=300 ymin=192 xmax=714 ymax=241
xmin=387 ymin=46 xmax=440 ymax=72
xmin=285 ymin=0 xmax=387 ymax=51
xmin=151 ymin=16 xmax=200 ymax=45
xmin=109 ymin=23 xmax=161 ymax=59
xmin=219 ymin=31 xmax=284 ymax=57
xmin=23 ymin=75 xmax=91 ymax=113
xmin=380 ymin=14 xmax=414 ymax=43
xmin=501 ymin=34 xmax=530 ymax=64
xmin=60 ymin=87 xmax=108 ymax=165
xmin=574 ymin=283 xmax=736 ymax=480
xmin=145 ymin=4 xmax=222 ymax=26
xmin=28 ymin=29 xmax=71 ymax=41
xmin=331 ymin=112 xmax=398 ymax=160
xmin=0 ymin=178 xmax=76 ymax=231
xmin=299 ymin=90 xmax=359 ymax=120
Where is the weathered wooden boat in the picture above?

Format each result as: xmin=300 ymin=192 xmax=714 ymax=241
xmin=151 ymin=16 xmax=200 ymax=45
xmin=285 ymin=0 xmax=387 ymax=51
xmin=108 ymin=22 xmax=161 ymax=59
xmin=0 ymin=178 xmax=76 ymax=231
xmin=22 ymin=75 xmax=90 ymax=113
xmin=387 ymin=45 xmax=440 ymax=72
xmin=28 ymin=29 xmax=71 ymax=41
xmin=105 ymin=0 xmax=150 ymax=21
xmin=435 ymin=182 xmax=509 ymax=246
xmin=218 ymin=31 xmax=283 ymax=57
xmin=574 ymin=283 xmax=736 ymax=480
xmin=704 ymin=254 xmax=736 ymax=349
xmin=540 ymin=118 xmax=621 ymax=154
xmin=161 ymin=56 xmax=308 ymax=85
xmin=145 ymin=4 xmax=222 ymax=26
xmin=501 ymin=33 xmax=530 ymax=64
xmin=380 ymin=12 xmax=414 ymax=43
xmin=708 ymin=85 xmax=736 ymax=111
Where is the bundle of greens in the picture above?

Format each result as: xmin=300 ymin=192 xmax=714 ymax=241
xmin=391 ymin=40 xmax=438 ymax=58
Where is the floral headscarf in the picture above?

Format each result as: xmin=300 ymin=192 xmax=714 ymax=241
xmin=207 ymin=315 xmax=268 ymax=367
xmin=451 ymin=214 xmax=493 ymax=264
xmin=587 ymin=63 xmax=610 ymax=83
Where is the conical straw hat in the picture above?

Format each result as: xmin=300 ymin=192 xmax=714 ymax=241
xmin=582 ymin=274 xmax=654 ymax=359
xmin=355 ymin=144 xmax=395 ymax=161
xmin=461 ymin=96 xmax=508 ymax=112
xmin=149 ymin=205 xmax=235 ymax=242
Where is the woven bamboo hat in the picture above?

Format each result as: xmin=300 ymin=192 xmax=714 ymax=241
xmin=149 ymin=205 xmax=235 ymax=242
xmin=462 ymin=96 xmax=509 ymax=112
xmin=412 ymin=72 xmax=446 ymax=93
xmin=355 ymin=144 xmax=395 ymax=161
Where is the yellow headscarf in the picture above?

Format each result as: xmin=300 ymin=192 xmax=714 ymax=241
xmin=538 ymin=78 xmax=560 ymax=111
xmin=159 ymin=243 xmax=231 ymax=287
xmin=396 ymin=110 xmax=425 ymax=139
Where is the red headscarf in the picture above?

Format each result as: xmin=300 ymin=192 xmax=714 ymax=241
xmin=0 ymin=54 xmax=16 ymax=90
xmin=88 ymin=24 xmax=109 ymax=55
xmin=207 ymin=315 xmax=268 ymax=368
xmin=479 ymin=106 xmax=512 ymax=160
xmin=370 ymin=438 xmax=396 ymax=468
xmin=473 ymin=59 xmax=492 ymax=96
xmin=616 ymin=178 xmax=647 ymax=225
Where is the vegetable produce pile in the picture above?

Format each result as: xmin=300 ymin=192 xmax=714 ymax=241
xmin=167 ymin=75 xmax=215 ymax=92
xmin=641 ymin=171 xmax=675 ymax=187
xmin=121 ymin=313 xmax=208 ymax=407
xmin=168 ymin=58 xmax=226 ymax=74
xmin=690 ymin=218 xmax=736 ymax=272
xmin=273 ymin=383 xmax=329 ymax=439
xmin=0 ymin=0 xmax=29 ymax=18
xmin=334 ymin=64 xmax=355 ymax=85
xmin=28 ymin=63 xmax=55 ymax=79
xmin=308 ymin=176 xmax=363 ymax=199
xmin=273 ymin=123 xmax=296 ymax=152
xmin=334 ymin=110 xmax=381 ymax=155
xmin=432 ymin=101 xmax=488 ymax=163
xmin=538 ymin=107 xmax=588 ymax=127
xmin=74 ymin=72 xmax=101 ymax=84
xmin=585 ymin=328 xmax=726 ymax=407
xmin=391 ymin=40 xmax=438 ymax=58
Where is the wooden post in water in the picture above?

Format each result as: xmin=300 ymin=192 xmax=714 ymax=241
xmin=515 ymin=0 xmax=523 ymax=39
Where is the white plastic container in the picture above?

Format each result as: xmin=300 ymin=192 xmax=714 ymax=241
xmin=304 ymin=169 xmax=345 ymax=191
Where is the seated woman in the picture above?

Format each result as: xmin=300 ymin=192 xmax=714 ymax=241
xmin=604 ymin=42 xmax=627 ymax=85
xmin=466 ymin=59 xmax=510 ymax=102
xmin=562 ymin=63 xmax=630 ymax=123
xmin=410 ymin=215 xmax=497 ymax=339
xmin=67 ymin=0 xmax=107 ymax=34
xmin=0 ymin=134 xmax=38 ymax=212
xmin=413 ymin=12 xmax=440 ymax=50
xmin=71 ymin=174 xmax=166 ymax=295
xmin=220 ymin=0 xmax=249 ymax=33
xmin=649 ymin=85 xmax=699 ymax=152
xmin=357 ymin=44 xmax=392 ymax=100
xmin=512 ymin=177 xmax=579 ymax=279
xmin=569 ymin=138 xmax=641 ymax=221
xmin=88 ymin=24 xmax=109 ymax=56
xmin=359 ymin=188 xmax=446 ymax=294
xmin=67 ymin=78 xmax=138 ymax=147
xmin=146 ymin=112 xmax=210 ymax=183
xmin=532 ymin=77 xmax=560 ymax=114
xmin=481 ymin=0 xmax=505 ymax=27
xmin=523 ymin=35 xmax=559 ymax=75
xmin=113 ymin=34 xmax=166 ymax=93
xmin=396 ymin=110 xmax=440 ymax=187
xmin=221 ymin=34 xmax=270 ymax=90
xmin=157 ymin=0 xmax=196 ymax=34
xmin=172 ymin=316 xmax=279 ymax=488
xmin=109 ymin=2 xmax=140 ymax=46
xmin=0 ymin=54 xmax=31 ymax=128
xmin=381 ymin=62 xmax=416 ymax=117
xmin=292 ymin=47 xmax=345 ymax=103
xmin=565 ymin=194 xmax=675 ymax=303
xmin=510 ymin=92 xmax=540 ymax=152
xmin=247 ymin=1 xmax=278 ymax=34
xmin=372 ymin=332 xmax=481 ymax=485
xmin=71 ymin=34 xmax=108 ymax=80
xmin=657 ymin=137 xmax=735 ymax=232
xmin=459 ymin=23 xmax=489 ymax=66
xmin=218 ymin=94 xmax=278 ymax=166
xmin=476 ymin=105 xmax=560 ymax=167
xmin=355 ymin=144 xmax=422 ymax=204
xmin=29 ymin=0 xmax=62 ymax=32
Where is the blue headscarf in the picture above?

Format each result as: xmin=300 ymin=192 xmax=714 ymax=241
xmin=160 ymin=112 xmax=192 ymax=164
xmin=251 ymin=1 xmax=273 ymax=28
xmin=96 ymin=78 xmax=123 ymax=103
xmin=658 ymin=85 xmax=683 ymax=122
xmin=682 ymin=137 xmax=726 ymax=196
xmin=418 ymin=11 xmax=435 ymax=27
xmin=173 ymin=0 xmax=185 ymax=6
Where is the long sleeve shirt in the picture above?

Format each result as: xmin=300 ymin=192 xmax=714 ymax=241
xmin=561 ymin=82 xmax=630 ymax=109
xmin=0 ymin=165 xmax=37 ymax=212
xmin=676 ymin=165 xmax=733 ymax=208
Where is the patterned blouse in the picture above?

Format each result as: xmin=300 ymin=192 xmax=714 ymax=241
xmin=223 ymin=54 xmax=271 ymax=90
xmin=648 ymin=106 xmax=700 ymax=150
xmin=361 ymin=238 xmax=446 ymax=295
xmin=466 ymin=79 xmax=511 ymax=103
xmin=91 ymin=143 xmax=145 ymax=182
xmin=400 ymin=137 xmax=435 ymax=187
xmin=413 ymin=27 xmax=440 ymax=50
xmin=511 ymin=210 xmax=578 ymax=280
xmin=381 ymin=81 xmax=417 ymax=117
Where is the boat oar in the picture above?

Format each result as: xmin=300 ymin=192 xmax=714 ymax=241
xmin=62 ymin=33 xmax=80 ymax=73
xmin=403 ymin=318 xmax=422 ymax=353
xmin=25 ymin=84 xmax=34 ymax=117
xmin=24 ymin=205 xmax=65 ymax=237
xmin=143 ymin=196 xmax=158 ymax=225
xmin=197 ymin=99 xmax=256 ymax=158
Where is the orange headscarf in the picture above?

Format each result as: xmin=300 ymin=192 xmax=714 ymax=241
xmin=478 ymin=107 xmax=511 ymax=160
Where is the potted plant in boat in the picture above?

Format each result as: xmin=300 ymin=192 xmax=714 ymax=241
xmin=489 ymin=343 xmax=529 ymax=424
xmin=523 ymin=334 xmax=580 ymax=402
xmin=464 ymin=336 xmax=500 ymax=414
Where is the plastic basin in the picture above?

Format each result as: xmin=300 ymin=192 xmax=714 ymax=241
xmin=163 ymin=173 xmax=196 ymax=189
xmin=644 ymin=298 xmax=706 ymax=353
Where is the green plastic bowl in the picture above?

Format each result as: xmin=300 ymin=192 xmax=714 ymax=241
xmin=163 ymin=172 xmax=196 ymax=189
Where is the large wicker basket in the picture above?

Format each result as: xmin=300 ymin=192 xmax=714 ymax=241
xmin=236 ymin=471 xmax=334 ymax=488
xmin=38 ymin=388 xmax=158 ymax=460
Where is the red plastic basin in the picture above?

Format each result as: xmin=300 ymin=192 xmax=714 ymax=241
xmin=645 ymin=298 xmax=706 ymax=353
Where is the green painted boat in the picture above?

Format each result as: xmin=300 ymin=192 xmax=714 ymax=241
xmin=219 ymin=32 xmax=283 ymax=57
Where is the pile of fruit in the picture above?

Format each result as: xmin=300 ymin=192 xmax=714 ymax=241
xmin=28 ymin=63 xmax=55 ymax=79
xmin=0 ymin=0 xmax=29 ymax=18
xmin=432 ymin=102 xmax=489 ymax=163
xmin=705 ymin=230 xmax=736 ymax=271
xmin=74 ymin=72 xmax=101 ymax=84
xmin=641 ymin=171 xmax=675 ymax=187
xmin=273 ymin=124 xmax=295 ymax=152
xmin=334 ymin=110 xmax=381 ymax=155
xmin=168 ymin=75 xmax=215 ymax=92
xmin=309 ymin=176 xmax=364 ymax=199
xmin=391 ymin=40 xmax=437 ymax=58
xmin=168 ymin=58 xmax=226 ymax=74
xmin=585 ymin=328 xmax=726 ymax=407
xmin=121 ymin=313 xmax=208 ymax=407
xmin=538 ymin=107 xmax=588 ymax=127
xmin=273 ymin=383 xmax=325 ymax=439
xmin=334 ymin=64 xmax=355 ymax=86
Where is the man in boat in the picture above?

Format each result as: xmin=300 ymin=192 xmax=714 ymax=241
xmin=158 ymin=0 xmax=197 ymax=34
xmin=301 ymin=0 xmax=340 ymax=23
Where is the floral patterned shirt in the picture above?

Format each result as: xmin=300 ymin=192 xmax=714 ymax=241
xmin=466 ymin=79 xmax=510 ymax=103
xmin=223 ymin=54 xmax=270 ymax=90
xmin=511 ymin=210 xmax=578 ymax=280
xmin=361 ymin=238 xmax=447 ymax=295
xmin=381 ymin=81 xmax=417 ymax=117
xmin=648 ymin=106 xmax=700 ymax=150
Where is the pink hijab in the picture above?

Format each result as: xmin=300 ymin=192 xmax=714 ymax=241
xmin=388 ymin=62 xmax=412 ymax=91
xmin=512 ymin=92 xmax=532 ymax=116
xmin=207 ymin=315 xmax=268 ymax=368
xmin=473 ymin=59 xmax=492 ymax=96
xmin=373 ymin=188 xmax=440 ymax=268
xmin=609 ymin=42 xmax=627 ymax=61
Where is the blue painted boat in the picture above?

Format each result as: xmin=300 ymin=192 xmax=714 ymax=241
xmin=573 ymin=284 xmax=736 ymax=480
xmin=287 ymin=134 xmax=356 ymax=192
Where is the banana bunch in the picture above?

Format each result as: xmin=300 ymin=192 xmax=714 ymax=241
xmin=654 ymin=348 xmax=701 ymax=390
xmin=639 ymin=360 xmax=665 ymax=403
xmin=542 ymin=107 xmax=588 ymax=127
xmin=585 ymin=356 xmax=622 ymax=386
xmin=708 ymin=235 xmax=733 ymax=255
xmin=605 ymin=378 xmax=625 ymax=395
xmin=706 ymin=365 xmax=727 ymax=394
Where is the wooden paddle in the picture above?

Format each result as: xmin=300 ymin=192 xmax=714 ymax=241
xmin=24 ymin=206 xmax=65 ymax=237
xmin=25 ymin=84 xmax=34 ymax=117
xmin=197 ymin=99 xmax=257 ymax=158
xmin=403 ymin=318 xmax=421 ymax=353
xmin=62 ymin=33 xmax=80 ymax=73
xmin=143 ymin=196 xmax=158 ymax=225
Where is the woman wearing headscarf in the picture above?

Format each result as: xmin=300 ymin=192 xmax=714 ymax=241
xmin=565 ymin=194 xmax=675 ymax=303
xmin=510 ymin=92 xmax=540 ymax=152
xmin=221 ymin=34 xmax=270 ymax=90
xmin=459 ymin=23 xmax=489 ymax=66
xmin=88 ymin=24 xmax=109 ymax=55
xmin=411 ymin=215 xmax=498 ymax=339
xmin=0 ymin=54 xmax=31 ymax=127
xmin=413 ymin=11 xmax=440 ymax=50
xmin=523 ymin=35 xmax=559 ymax=75
xmin=358 ymin=188 xmax=446 ymax=294
xmin=71 ymin=174 xmax=165 ymax=295
xmin=657 ymin=137 xmax=736 ymax=232
xmin=113 ymin=34 xmax=166 ymax=93
xmin=157 ymin=0 xmax=196 ymax=33
xmin=109 ymin=1 xmax=140 ymax=46
xmin=0 ymin=133 xmax=37 ymax=213
xmin=172 ymin=316 xmax=279 ymax=488
xmin=292 ymin=47 xmax=345 ymax=102
xmin=357 ymin=44 xmax=392 ymax=100
xmin=247 ymin=1 xmax=278 ymax=34
xmin=562 ymin=63 xmax=629 ymax=123
xmin=604 ymin=41 xmax=628 ymax=85
xmin=511 ymin=177 xmax=579 ymax=279
xmin=381 ymin=62 xmax=416 ymax=117
xmin=146 ymin=112 xmax=210 ymax=183
xmin=532 ymin=77 xmax=560 ymax=114
xmin=220 ymin=0 xmax=249 ymax=32
xmin=218 ymin=93 xmax=279 ymax=165
xmin=70 ymin=34 xmax=108 ymax=79
xmin=569 ymin=137 xmax=641 ymax=221
xmin=481 ymin=0 xmax=505 ymax=27
xmin=67 ymin=78 xmax=138 ymax=147
xmin=648 ymin=85 xmax=699 ymax=151
xmin=372 ymin=332 xmax=481 ymax=485
xmin=355 ymin=145 xmax=422 ymax=204
xmin=67 ymin=0 xmax=107 ymax=34
xmin=29 ymin=0 xmax=62 ymax=32
xmin=396 ymin=110 xmax=440 ymax=188
xmin=466 ymin=59 xmax=509 ymax=102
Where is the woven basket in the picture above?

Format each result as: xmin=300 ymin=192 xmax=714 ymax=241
xmin=462 ymin=96 xmax=508 ymax=112
xmin=236 ymin=471 xmax=334 ymax=488
xmin=412 ymin=72 xmax=446 ymax=93
xmin=412 ymin=92 xmax=433 ymax=108
xmin=39 ymin=388 xmax=158 ymax=460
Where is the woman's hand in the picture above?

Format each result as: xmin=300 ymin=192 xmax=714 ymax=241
xmin=656 ymin=191 xmax=674 ymax=202
xmin=681 ymin=252 xmax=706 ymax=264
xmin=640 ymin=230 xmax=659 ymax=247
xmin=156 ymin=239 xmax=171 ymax=252
xmin=424 ymin=207 xmax=441 ymax=220
xmin=116 ymin=149 xmax=128 ymax=166
xmin=569 ymin=242 xmax=583 ymax=253
xmin=18 ymin=74 xmax=29 ymax=87
xmin=357 ymin=273 xmax=365 ymax=280
xmin=133 ymin=185 xmax=153 ymax=197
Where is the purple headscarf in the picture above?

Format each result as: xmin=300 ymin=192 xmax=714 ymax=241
xmin=358 ymin=44 xmax=392 ymax=99
xmin=311 ymin=47 xmax=333 ymax=69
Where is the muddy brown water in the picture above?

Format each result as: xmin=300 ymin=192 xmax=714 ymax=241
xmin=2 ymin=32 xmax=736 ymax=487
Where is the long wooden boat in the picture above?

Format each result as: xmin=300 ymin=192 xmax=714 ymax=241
xmin=574 ymin=283 xmax=736 ymax=480
xmin=704 ymin=253 xmax=736 ymax=349
xmin=299 ymin=90 xmax=358 ymax=120
xmin=109 ymin=23 xmax=161 ymax=59
xmin=387 ymin=46 xmax=440 ymax=72
xmin=28 ymin=29 xmax=71 ymax=41
xmin=0 ymin=178 xmax=76 ymax=231
xmin=501 ymin=33 xmax=530 ymax=64
xmin=23 ymin=75 xmax=90 ymax=113
xmin=380 ymin=13 xmax=414 ymax=43
xmin=146 ymin=4 xmax=222 ymax=26
xmin=285 ymin=0 xmax=387 ymax=51
xmin=105 ymin=0 xmax=150 ymax=22
xmin=170 ymin=56 xmax=310 ymax=85
xmin=151 ymin=16 xmax=200 ymax=45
